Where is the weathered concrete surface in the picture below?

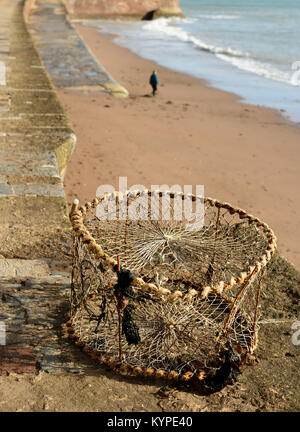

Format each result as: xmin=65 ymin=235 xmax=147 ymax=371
xmin=0 ymin=0 xmax=75 ymax=376
xmin=62 ymin=0 xmax=184 ymax=19
xmin=0 ymin=269 xmax=95 ymax=375
xmin=0 ymin=0 xmax=75 ymax=261
xmin=0 ymin=259 xmax=52 ymax=278
xmin=26 ymin=0 xmax=128 ymax=97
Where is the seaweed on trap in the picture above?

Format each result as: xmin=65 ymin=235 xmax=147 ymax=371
xmin=113 ymin=267 xmax=242 ymax=391
xmin=113 ymin=267 xmax=142 ymax=346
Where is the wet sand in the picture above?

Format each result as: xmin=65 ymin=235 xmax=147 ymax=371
xmin=58 ymin=23 xmax=300 ymax=270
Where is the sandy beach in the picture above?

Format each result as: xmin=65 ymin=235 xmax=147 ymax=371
xmin=58 ymin=23 xmax=300 ymax=270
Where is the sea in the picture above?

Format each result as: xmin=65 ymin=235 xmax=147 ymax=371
xmin=80 ymin=0 xmax=300 ymax=123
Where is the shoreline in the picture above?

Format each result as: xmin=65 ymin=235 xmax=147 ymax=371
xmin=58 ymin=22 xmax=300 ymax=270
xmin=78 ymin=18 xmax=300 ymax=127
xmin=106 ymin=31 xmax=299 ymax=129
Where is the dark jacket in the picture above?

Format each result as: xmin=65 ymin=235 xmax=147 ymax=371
xmin=150 ymin=73 xmax=158 ymax=85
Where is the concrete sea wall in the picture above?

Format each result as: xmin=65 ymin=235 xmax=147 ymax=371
xmin=0 ymin=0 xmax=76 ymax=374
xmin=0 ymin=0 xmax=75 ymax=263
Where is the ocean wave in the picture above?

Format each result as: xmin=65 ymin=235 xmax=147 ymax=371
xmin=216 ymin=53 xmax=292 ymax=85
xmin=181 ymin=17 xmax=198 ymax=24
xmin=142 ymin=17 xmax=294 ymax=85
xmin=143 ymin=18 xmax=248 ymax=59
xmin=196 ymin=14 xmax=240 ymax=20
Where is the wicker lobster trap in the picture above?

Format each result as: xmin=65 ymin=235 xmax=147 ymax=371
xmin=67 ymin=190 xmax=276 ymax=391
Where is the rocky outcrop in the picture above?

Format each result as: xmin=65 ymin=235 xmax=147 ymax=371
xmin=62 ymin=0 xmax=184 ymax=19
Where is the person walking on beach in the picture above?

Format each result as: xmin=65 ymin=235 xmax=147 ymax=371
xmin=149 ymin=70 xmax=158 ymax=96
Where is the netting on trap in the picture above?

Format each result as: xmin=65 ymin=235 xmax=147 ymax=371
xmin=67 ymin=190 xmax=277 ymax=390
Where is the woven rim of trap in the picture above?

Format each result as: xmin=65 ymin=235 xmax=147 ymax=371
xmin=67 ymin=191 xmax=277 ymax=385
xmin=70 ymin=190 xmax=277 ymax=300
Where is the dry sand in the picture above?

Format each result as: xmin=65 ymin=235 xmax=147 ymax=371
xmin=59 ymin=23 xmax=300 ymax=271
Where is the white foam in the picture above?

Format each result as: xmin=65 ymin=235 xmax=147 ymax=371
xmin=216 ymin=53 xmax=292 ymax=85
xmin=143 ymin=18 xmax=247 ymax=58
xmin=182 ymin=17 xmax=198 ymax=24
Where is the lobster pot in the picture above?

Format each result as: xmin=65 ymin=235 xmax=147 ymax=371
xmin=69 ymin=190 xmax=276 ymax=389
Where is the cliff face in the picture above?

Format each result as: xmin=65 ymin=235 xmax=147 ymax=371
xmin=63 ymin=0 xmax=184 ymax=19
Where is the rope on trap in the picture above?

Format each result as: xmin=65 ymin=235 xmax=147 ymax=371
xmin=66 ymin=190 xmax=277 ymax=391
